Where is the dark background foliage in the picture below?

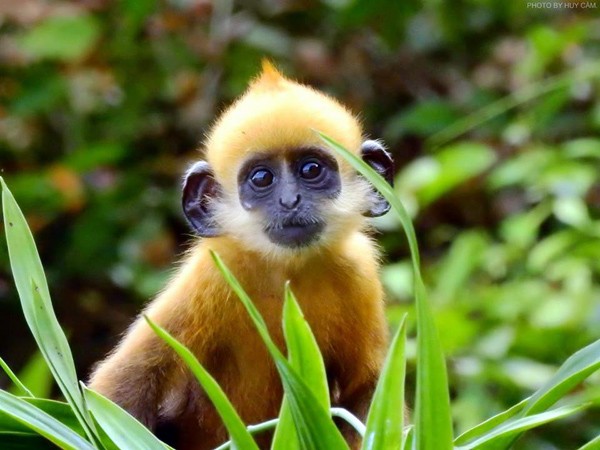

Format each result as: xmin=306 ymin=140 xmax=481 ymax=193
xmin=1 ymin=0 xmax=599 ymax=447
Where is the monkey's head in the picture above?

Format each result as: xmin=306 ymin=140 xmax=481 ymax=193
xmin=182 ymin=61 xmax=393 ymax=257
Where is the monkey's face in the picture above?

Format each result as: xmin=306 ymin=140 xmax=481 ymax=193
xmin=182 ymin=140 xmax=394 ymax=255
xmin=236 ymin=148 xmax=340 ymax=248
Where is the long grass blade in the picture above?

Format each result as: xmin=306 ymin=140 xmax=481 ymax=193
xmin=214 ymin=418 xmax=280 ymax=450
xmin=0 ymin=178 xmax=99 ymax=445
xmin=454 ymin=398 xmax=528 ymax=445
xmin=0 ymin=358 xmax=34 ymax=397
xmin=362 ymin=314 xmax=407 ymax=450
xmin=578 ymin=433 xmax=600 ymax=450
xmin=320 ymin=133 xmax=453 ymax=450
xmin=210 ymin=251 xmax=348 ymax=450
xmin=0 ymin=398 xmax=84 ymax=437
xmin=283 ymin=284 xmax=330 ymax=406
xmin=82 ymin=385 xmax=170 ymax=450
xmin=0 ymin=390 xmax=94 ymax=450
xmin=524 ymin=339 xmax=600 ymax=415
xmin=491 ymin=337 xmax=600 ymax=448
xmin=426 ymin=62 xmax=600 ymax=149
xmin=0 ymin=432 xmax=58 ymax=449
xmin=144 ymin=317 xmax=259 ymax=450
xmin=455 ymin=404 xmax=586 ymax=449
xmin=272 ymin=284 xmax=330 ymax=450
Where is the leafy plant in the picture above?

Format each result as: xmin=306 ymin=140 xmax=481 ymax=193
xmin=1 ymin=132 xmax=600 ymax=449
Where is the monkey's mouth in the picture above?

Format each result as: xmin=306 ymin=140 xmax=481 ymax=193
xmin=264 ymin=218 xmax=325 ymax=248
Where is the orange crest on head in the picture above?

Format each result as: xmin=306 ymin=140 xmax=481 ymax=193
xmin=204 ymin=61 xmax=363 ymax=185
xmin=253 ymin=59 xmax=286 ymax=90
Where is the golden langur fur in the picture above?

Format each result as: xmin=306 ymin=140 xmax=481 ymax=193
xmin=89 ymin=61 xmax=394 ymax=450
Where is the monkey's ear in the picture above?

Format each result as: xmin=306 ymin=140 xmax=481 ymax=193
xmin=361 ymin=140 xmax=394 ymax=217
xmin=182 ymin=161 xmax=222 ymax=237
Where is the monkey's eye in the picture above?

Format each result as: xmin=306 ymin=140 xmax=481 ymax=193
xmin=250 ymin=168 xmax=274 ymax=188
xmin=300 ymin=161 xmax=323 ymax=180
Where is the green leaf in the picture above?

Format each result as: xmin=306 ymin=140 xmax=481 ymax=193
xmin=0 ymin=178 xmax=99 ymax=444
xmin=488 ymin=147 xmax=555 ymax=190
xmin=402 ymin=426 xmax=413 ymax=450
xmin=553 ymin=197 xmax=591 ymax=227
xmin=18 ymin=15 xmax=100 ymax=61
xmin=454 ymin=398 xmax=528 ymax=445
xmin=0 ymin=400 xmax=78 ymax=437
xmin=524 ymin=339 xmax=600 ymax=415
xmin=528 ymin=230 xmax=579 ymax=272
xmin=578 ymin=433 xmax=600 ymax=450
xmin=319 ymin=132 xmax=453 ymax=450
xmin=25 ymin=398 xmax=85 ymax=437
xmin=426 ymin=62 xmax=600 ymax=149
xmin=144 ymin=318 xmax=259 ymax=450
xmin=384 ymin=100 xmax=460 ymax=141
xmin=83 ymin=385 xmax=169 ymax=450
xmin=271 ymin=398 xmax=297 ymax=450
xmin=12 ymin=352 xmax=53 ymax=398
xmin=433 ymin=231 xmax=489 ymax=303
xmin=273 ymin=284 xmax=330 ymax=450
xmin=455 ymin=404 xmax=586 ymax=449
xmin=0 ymin=432 xmax=57 ymax=449
xmin=500 ymin=203 xmax=551 ymax=249
xmin=0 ymin=390 xmax=94 ymax=450
xmin=413 ymin=142 xmax=496 ymax=205
xmin=218 ymin=409 xmax=366 ymax=450
xmin=362 ymin=314 xmax=407 ymax=450
xmin=283 ymin=284 xmax=330 ymax=406
xmin=210 ymin=251 xmax=348 ymax=450
xmin=562 ymin=138 xmax=600 ymax=159
xmin=331 ymin=408 xmax=366 ymax=436
xmin=0 ymin=358 xmax=34 ymax=397
xmin=473 ymin=337 xmax=600 ymax=448
xmin=64 ymin=143 xmax=127 ymax=172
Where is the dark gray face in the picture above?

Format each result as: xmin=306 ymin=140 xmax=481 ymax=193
xmin=237 ymin=148 xmax=341 ymax=248
xmin=181 ymin=140 xmax=393 ymax=242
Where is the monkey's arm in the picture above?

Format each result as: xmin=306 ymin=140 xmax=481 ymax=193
xmin=88 ymin=246 xmax=220 ymax=430
xmin=88 ymin=315 xmax=176 ymax=429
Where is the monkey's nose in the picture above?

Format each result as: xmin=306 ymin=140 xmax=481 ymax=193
xmin=279 ymin=194 xmax=301 ymax=209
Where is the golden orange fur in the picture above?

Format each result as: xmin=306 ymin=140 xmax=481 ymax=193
xmin=206 ymin=60 xmax=363 ymax=184
xmin=89 ymin=62 xmax=389 ymax=450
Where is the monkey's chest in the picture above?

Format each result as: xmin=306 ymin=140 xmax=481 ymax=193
xmin=213 ymin=289 xmax=340 ymax=412
xmin=212 ymin=316 xmax=284 ymax=424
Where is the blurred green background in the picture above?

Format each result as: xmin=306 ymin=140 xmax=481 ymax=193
xmin=1 ymin=0 xmax=599 ymax=447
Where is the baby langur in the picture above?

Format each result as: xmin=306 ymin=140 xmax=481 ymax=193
xmin=89 ymin=61 xmax=394 ymax=450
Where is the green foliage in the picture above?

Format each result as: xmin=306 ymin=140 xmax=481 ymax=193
xmin=1 ymin=179 xmax=100 ymax=446
xmin=363 ymin=315 xmax=407 ymax=450
xmin=272 ymin=286 xmax=330 ymax=450
xmin=0 ymin=358 xmax=34 ymax=398
xmin=82 ymin=386 xmax=169 ymax=450
xmin=9 ymin=353 xmax=53 ymax=399
xmin=2 ymin=139 xmax=600 ymax=449
xmin=1 ymin=2 xmax=600 ymax=448
xmin=0 ymin=390 xmax=93 ymax=450
xmin=18 ymin=15 xmax=101 ymax=61
xmin=321 ymin=132 xmax=454 ymax=449
xmin=397 ymin=142 xmax=497 ymax=207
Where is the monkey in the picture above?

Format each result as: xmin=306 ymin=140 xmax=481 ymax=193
xmin=88 ymin=61 xmax=394 ymax=450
